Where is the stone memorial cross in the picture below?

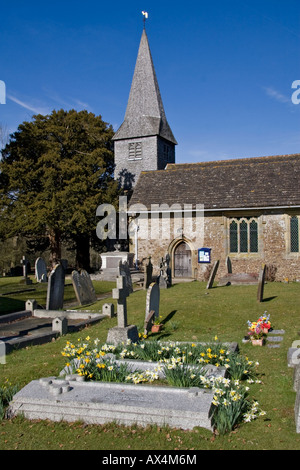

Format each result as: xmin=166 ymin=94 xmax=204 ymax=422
xmin=144 ymin=256 xmax=153 ymax=290
xmin=113 ymin=275 xmax=130 ymax=328
xmin=20 ymin=256 xmax=29 ymax=278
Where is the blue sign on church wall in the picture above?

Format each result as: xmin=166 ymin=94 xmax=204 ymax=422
xmin=198 ymin=248 xmax=211 ymax=263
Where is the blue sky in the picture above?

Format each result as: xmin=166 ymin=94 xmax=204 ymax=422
xmin=0 ymin=0 xmax=299 ymax=163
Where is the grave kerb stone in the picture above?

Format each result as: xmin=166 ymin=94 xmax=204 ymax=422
xmin=102 ymin=303 xmax=115 ymax=318
xmin=52 ymin=317 xmax=68 ymax=335
xmin=0 ymin=340 xmax=6 ymax=364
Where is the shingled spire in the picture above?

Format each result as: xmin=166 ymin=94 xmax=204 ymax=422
xmin=113 ymin=28 xmax=177 ymax=189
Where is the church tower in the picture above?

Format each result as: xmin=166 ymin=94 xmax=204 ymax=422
xmin=112 ymin=26 xmax=177 ymax=189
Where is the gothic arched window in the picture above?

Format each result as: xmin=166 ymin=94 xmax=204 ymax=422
xmin=229 ymin=217 xmax=258 ymax=254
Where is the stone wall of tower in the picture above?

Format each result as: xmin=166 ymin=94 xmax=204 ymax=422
xmin=114 ymin=136 xmax=175 ymax=187
xmin=157 ymin=137 xmax=176 ymax=170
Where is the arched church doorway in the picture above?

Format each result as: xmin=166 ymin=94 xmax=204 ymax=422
xmin=174 ymin=241 xmax=192 ymax=278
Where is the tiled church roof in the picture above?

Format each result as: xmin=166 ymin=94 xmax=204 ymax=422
xmin=129 ymin=153 xmax=300 ymax=210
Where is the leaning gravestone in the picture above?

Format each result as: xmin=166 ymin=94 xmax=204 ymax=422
xmin=71 ymin=270 xmax=97 ymax=306
xmin=35 ymin=257 xmax=48 ymax=283
xmin=46 ymin=264 xmax=65 ymax=310
xmin=257 ymin=264 xmax=266 ymax=303
xmin=144 ymin=281 xmax=160 ymax=335
xmin=206 ymin=260 xmax=219 ymax=289
xmin=145 ymin=282 xmax=160 ymax=322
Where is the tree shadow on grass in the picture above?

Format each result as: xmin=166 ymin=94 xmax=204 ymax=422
xmin=0 ymin=297 xmax=25 ymax=316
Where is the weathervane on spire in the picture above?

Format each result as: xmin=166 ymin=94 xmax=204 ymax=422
xmin=142 ymin=11 xmax=148 ymax=29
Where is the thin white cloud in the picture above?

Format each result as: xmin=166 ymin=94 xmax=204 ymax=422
xmin=7 ymin=94 xmax=50 ymax=115
xmin=263 ymin=86 xmax=291 ymax=104
xmin=42 ymin=88 xmax=92 ymax=112
xmin=73 ymin=98 xmax=93 ymax=111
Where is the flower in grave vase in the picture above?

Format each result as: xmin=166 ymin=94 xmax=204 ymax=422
xmin=247 ymin=322 xmax=265 ymax=342
xmin=257 ymin=313 xmax=271 ymax=333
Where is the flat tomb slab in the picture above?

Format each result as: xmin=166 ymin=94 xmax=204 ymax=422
xmin=9 ymin=377 xmax=214 ymax=431
xmin=218 ymin=273 xmax=258 ymax=286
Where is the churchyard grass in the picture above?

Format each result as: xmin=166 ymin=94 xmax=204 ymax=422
xmin=0 ymin=280 xmax=300 ymax=449
xmin=0 ymin=276 xmax=115 ymax=315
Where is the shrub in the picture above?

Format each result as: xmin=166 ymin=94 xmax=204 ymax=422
xmin=0 ymin=380 xmax=18 ymax=420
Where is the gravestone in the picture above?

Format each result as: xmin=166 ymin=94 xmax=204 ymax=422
xmin=35 ymin=257 xmax=48 ymax=283
xmin=145 ymin=282 xmax=160 ymax=321
xmin=257 ymin=264 xmax=266 ymax=302
xmin=8 ymin=377 xmax=214 ymax=431
xmin=71 ymin=269 xmax=97 ymax=306
xmin=106 ymin=275 xmax=139 ymax=345
xmin=118 ymin=261 xmax=133 ymax=294
xmin=226 ymin=256 xmax=232 ymax=274
xmin=46 ymin=264 xmax=65 ymax=310
xmin=144 ymin=257 xmax=153 ymax=290
xmin=206 ymin=260 xmax=219 ymax=289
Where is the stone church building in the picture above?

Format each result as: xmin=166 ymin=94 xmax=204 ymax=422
xmin=112 ymin=27 xmax=300 ymax=282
